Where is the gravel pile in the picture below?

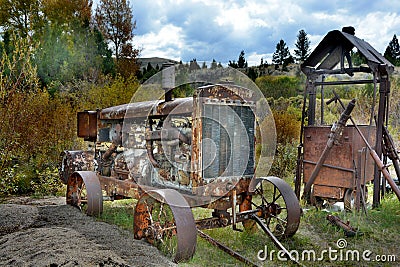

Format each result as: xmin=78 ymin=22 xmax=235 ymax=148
xmin=0 ymin=199 xmax=175 ymax=267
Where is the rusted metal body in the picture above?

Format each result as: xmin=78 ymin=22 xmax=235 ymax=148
xmin=303 ymin=99 xmax=356 ymax=200
xmin=59 ymin=150 xmax=95 ymax=184
xmin=297 ymin=27 xmax=395 ymax=208
xmin=303 ymin=125 xmax=376 ymax=200
xmin=60 ymin=66 xmax=301 ymax=263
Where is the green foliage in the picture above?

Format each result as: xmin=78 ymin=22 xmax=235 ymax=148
xmin=0 ymin=35 xmax=138 ymax=196
xmin=95 ymin=0 xmax=139 ymax=74
xmin=388 ymin=76 xmax=400 ymax=137
xmin=230 ymin=50 xmax=247 ymax=68
xmin=172 ymin=84 xmax=195 ymax=98
xmin=267 ymin=95 xmax=303 ymax=114
xmin=256 ymin=75 xmax=301 ymax=98
xmin=0 ymin=164 xmax=19 ymax=196
xmin=268 ymin=109 xmax=300 ymax=179
xmin=0 ymin=35 xmax=39 ymax=100
xmin=0 ymin=36 xmax=81 ymax=196
xmin=138 ymin=62 xmax=159 ymax=82
xmin=98 ymin=199 xmax=136 ymax=230
xmin=272 ymin=39 xmax=293 ymax=71
xmin=0 ymin=89 xmax=78 ymax=196
xmin=384 ymin=34 xmax=400 ymax=66
xmin=0 ymin=0 xmax=44 ymax=39
xmin=82 ymin=74 xmax=140 ymax=110
xmin=238 ymin=51 xmax=246 ymax=68
xmin=94 ymin=27 xmax=116 ymax=77
xmin=0 ymin=0 xmax=116 ymax=93
xmin=351 ymin=50 xmax=367 ymax=66
xmin=43 ymin=0 xmax=92 ymax=28
xmin=268 ymin=141 xmax=298 ymax=179
xmin=273 ymin=110 xmax=301 ymax=144
xmin=294 ymin=29 xmax=311 ymax=63
xmin=264 ymin=96 xmax=302 ymax=179
xmin=34 ymin=23 xmax=107 ymax=92
xmin=31 ymin=167 xmax=65 ymax=197
xmin=246 ymin=67 xmax=258 ymax=81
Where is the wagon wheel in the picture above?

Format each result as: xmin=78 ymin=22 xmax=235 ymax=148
xmin=66 ymin=171 xmax=103 ymax=216
xmin=250 ymin=176 xmax=301 ymax=238
xmin=133 ymin=189 xmax=197 ymax=262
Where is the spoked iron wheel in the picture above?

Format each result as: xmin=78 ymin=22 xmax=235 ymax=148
xmin=134 ymin=189 xmax=197 ymax=262
xmin=250 ymin=176 xmax=301 ymax=238
xmin=66 ymin=171 xmax=103 ymax=216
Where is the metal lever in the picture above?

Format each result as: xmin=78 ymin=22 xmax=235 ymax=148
xmin=326 ymin=95 xmax=337 ymax=105
xmin=197 ymin=229 xmax=258 ymax=267
xmin=250 ymin=214 xmax=303 ymax=266
xmin=326 ymin=90 xmax=341 ymax=106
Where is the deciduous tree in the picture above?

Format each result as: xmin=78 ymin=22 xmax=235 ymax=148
xmin=0 ymin=0 xmax=44 ymax=39
xmin=95 ymin=0 xmax=138 ymax=65
xmin=43 ymin=0 xmax=92 ymax=28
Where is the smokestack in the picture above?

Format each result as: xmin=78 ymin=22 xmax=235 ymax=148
xmin=162 ymin=62 xmax=175 ymax=102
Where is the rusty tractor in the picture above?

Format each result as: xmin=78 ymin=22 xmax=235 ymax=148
xmin=59 ymin=65 xmax=301 ymax=264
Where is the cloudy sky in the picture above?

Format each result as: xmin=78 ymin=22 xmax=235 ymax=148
xmin=127 ymin=0 xmax=400 ymax=66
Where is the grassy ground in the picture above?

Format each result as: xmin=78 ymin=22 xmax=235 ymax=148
xmin=97 ymin=193 xmax=400 ymax=267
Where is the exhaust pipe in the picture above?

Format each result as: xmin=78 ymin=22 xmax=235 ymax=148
xmin=162 ymin=62 xmax=175 ymax=102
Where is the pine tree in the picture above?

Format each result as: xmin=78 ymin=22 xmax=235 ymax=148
xmin=294 ymin=29 xmax=311 ymax=63
xmin=238 ymin=50 xmax=246 ymax=68
xmin=272 ymin=39 xmax=292 ymax=71
xmin=384 ymin=34 xmax=400 ymax=66
xmin=228 ymin=60 xmax=238 ymax=68
xmin=211 ymin=59 xmax=218 ymax=69
xmin=189 ymin=59 xmax=200 ymax=70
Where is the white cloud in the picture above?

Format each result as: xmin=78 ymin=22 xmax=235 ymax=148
xmin=135 ymin=24 xmax=185 ymax=60
xmin=130 ymin=0 xmax=400 ymax=65
xmin=354 ymin=12 xmax=400 ymax=53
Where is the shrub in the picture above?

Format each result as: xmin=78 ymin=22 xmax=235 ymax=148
xmin=0 ymin=37 xmax=79 ymax=196
xmin=82 ymin=74 xmax=140 ymax=110
xmin=273 ymin=110 xmax=301 ymax=145
xmin=268 ymin=141 xmax=298 ymax=179
xmin=255 ymin=75 xmax=301 ymax=98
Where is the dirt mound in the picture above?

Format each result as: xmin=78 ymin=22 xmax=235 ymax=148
xmin=0 ymin=200 xmax=175 ymax=267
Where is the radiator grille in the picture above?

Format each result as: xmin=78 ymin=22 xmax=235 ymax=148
xmin=202 ymin=103 xmax=255 ymax=179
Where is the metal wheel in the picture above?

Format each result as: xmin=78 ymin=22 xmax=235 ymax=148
xmin=66 ymin=171 xmax=103 ymax=216
xmin=134 ymin=189 xmax=197 ymax=262
xmin=250 ymin=176 xmax=301 ymax=238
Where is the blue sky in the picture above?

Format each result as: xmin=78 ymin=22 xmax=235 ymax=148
xmin=125 ymin=0 xmax=400 ymax=66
